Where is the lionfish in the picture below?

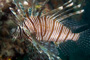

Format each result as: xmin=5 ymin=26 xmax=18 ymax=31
xmin=9 ymin=0 xmax=84 ymax=60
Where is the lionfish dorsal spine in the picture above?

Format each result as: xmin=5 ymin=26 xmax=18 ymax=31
xmin=48 ymin=2 xmax=74 ymax=20
xmin=41 ymin=0 xmax=72 ymax=17
xmin=28 ymin=8 xmax=32 ymax=16
xmin=56 ymin=9 xmax=84 ymax=22
xmin=18 ymin=2 xmax=26 ymax=17
xmin=48 ymin=3 xmax=84 ymax=22
xmin=37 ymin=0 xmax=50 ymax=17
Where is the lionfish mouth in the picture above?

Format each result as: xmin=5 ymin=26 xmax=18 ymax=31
xmin=9 ymin=0 xmax=84 ymax=60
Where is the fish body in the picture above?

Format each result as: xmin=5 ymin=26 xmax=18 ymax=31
xmin=24 ymin=16 xmax=80 ymax=44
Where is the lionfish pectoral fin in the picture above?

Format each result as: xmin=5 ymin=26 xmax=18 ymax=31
xmin=12 ymin=26 xmax=24 ymax=41
xmin=9 ymin=7 xmax=18 ymax=19
xmin=13 ymin=0 xmax=22 ymax=15
xmin=39 ymin=45 xmax=61 ymax=60
xmin=10 ymin=0 xmax=31 ymax=27
xmin=13 ymin=0 xmax=28 ymax=19
xmin=37 ymin=44 xmax=61 ymax=60
xmin=32 ymin=39 xmax=43 ymax=53
xmin=12 ymin=26 xmax=20 ymax=41
xmin=31 ymin=35 xmax=62 ymax=60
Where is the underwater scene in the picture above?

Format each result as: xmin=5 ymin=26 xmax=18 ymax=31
xmin=0 ymin=0 xmax=90 ymax=60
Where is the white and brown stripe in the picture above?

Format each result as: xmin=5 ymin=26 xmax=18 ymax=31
xmin=23 ymin=16 xmax=80 ymax=43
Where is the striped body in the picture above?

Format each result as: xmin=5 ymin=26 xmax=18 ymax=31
xmin=9 ymin=0 xmax=84 ymax=44
xmin=23 ymin=16 xmax=80 ymax=43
